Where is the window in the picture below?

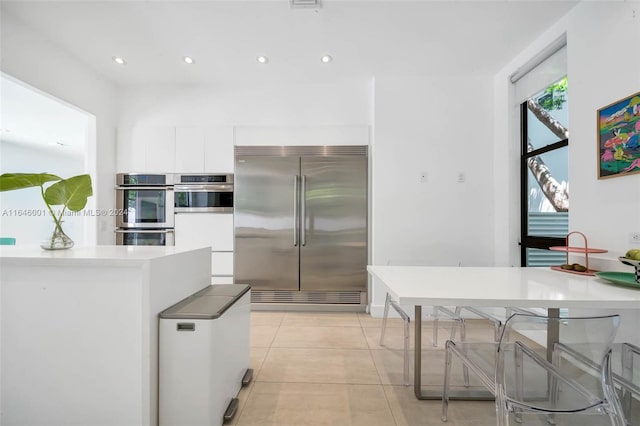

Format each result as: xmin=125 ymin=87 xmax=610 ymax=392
xmin=520 ymin=77 xmax=569 ymax=266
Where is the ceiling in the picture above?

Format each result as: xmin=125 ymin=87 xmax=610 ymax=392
xmin=0 ymin=0 xmax=579 ymax=87
xmin=0 ymin=1 xmax=578 ymax=155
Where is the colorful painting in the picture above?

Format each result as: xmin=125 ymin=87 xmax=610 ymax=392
xmin=597 ymin=91 xmax=640 ymax=179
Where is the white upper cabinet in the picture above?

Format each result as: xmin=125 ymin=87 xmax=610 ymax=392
xmin=204 ymin=126 xmax=234 ymax=173
xmin=175 ymin=126 xmax=205 ymax=172
xmin=116 ymin=127 xmax=146 ymax=172
xmin=118 ymin=125 xmax=234 ymax=173
xmin=145 ymin=127 xmax=176 ymax=173
xmin=175 ymin=126 xmax=234 ymax=173
xmin=117 ymin=126 xmax=175 ymax=172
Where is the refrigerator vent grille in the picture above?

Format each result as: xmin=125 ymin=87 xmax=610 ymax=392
xmin=235 ymin=145 xmax=367 ymax=157
xmin=251 ymin=290 xmax=362 ymax=304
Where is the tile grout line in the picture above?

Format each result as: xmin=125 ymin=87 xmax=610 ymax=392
xmin=238 ymin=312 xmax=284 ymax=425
xmin=362 ymin=317 xmax=400 ymax=426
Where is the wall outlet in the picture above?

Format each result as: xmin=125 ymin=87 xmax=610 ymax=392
xmin=630 ymin=232 xmax=640 ymax=244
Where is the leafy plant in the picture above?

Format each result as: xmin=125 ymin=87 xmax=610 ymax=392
xmin=0 ymin=173 xmax=93 ymax=235
xmin=538 ymin=76 xmax=568 ymax=111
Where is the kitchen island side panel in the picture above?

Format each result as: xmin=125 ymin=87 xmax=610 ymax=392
xmin=0 ymin=246 xmax=210 ymax=426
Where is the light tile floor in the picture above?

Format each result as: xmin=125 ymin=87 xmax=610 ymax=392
xmin=226 ymin=311 xmax=497 ymax=426
xmin=227 ymin=311 xmax=637 ymax=425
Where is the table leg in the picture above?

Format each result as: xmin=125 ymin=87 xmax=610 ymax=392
xmin=414 ymin=305 xmax=422 ymax=399
xmin=413 ymin=305 xmax=494 ymax=401
xmin=547 ymin=308 xmax=560 ymax=362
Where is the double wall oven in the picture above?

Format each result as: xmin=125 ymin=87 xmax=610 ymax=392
xmin=115 ymin=173 xmax=175 ymax=246
xmin=114 ymin=173 xmax=234 ymax=246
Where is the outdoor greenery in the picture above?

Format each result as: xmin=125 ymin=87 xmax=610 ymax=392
xmin=538 ymin=76 xmax=568 ymax=111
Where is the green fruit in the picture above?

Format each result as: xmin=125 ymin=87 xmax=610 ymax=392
xmin=572 ymin=263 xmax=587 ymax=272
xmin=625 ymin=249 xmax=640 ymax=259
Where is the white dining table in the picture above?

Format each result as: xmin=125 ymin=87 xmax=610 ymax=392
xmin=367 ymin=265 xmax=640 ymax=400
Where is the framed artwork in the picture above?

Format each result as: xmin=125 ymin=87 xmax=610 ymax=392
xmin=597 ymin=91 xmax=640 ymax=179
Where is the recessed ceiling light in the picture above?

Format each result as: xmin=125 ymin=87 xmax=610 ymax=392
xmin=257 ymin=55 xmax=269 ymax=64
xmin=321 ymin=55 xmax=333 ymax=63
xmin=183 ymin=56 xmax=195 ymax=64
xmin=112 ymin=56 xmax=126 ymax=65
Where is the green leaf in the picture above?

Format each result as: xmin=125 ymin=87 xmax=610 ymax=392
xmin=0 ymin=173 xmax=61 ymax=191
xmin=44 ymin=174 xmax=93 ymax=211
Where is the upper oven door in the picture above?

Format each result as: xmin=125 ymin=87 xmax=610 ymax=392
xmin=174 ymin=184 xmax=233 ymax=213
xmin=115 ymin=186 xmax=175 ymax=228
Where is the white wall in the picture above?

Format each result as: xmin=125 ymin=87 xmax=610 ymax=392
xmin=370 ymin=75 xmax=496 ymax=315
xmin=1 ymin=11 xmax=118 ymax=244
xmin=494 ymin=1 xmax=640 ymax=345
xmin=117 ymin=79 xmax=370 ymax=128
xmin=567 ymin=2 xmax=640 ymax=256
xmin=494 ymin=1 xmax=640 ymax=266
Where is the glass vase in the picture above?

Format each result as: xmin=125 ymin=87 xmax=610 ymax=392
xmin=41 ymin=222 xmax=74 ymax=250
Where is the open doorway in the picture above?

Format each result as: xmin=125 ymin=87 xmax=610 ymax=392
xmin=0 ymin=73 xmax=97 ymax=246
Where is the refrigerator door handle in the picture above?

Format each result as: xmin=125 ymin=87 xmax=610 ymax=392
xmin=293 ymin=175 xmax=299 ymax=246
xmin=301 ymin=175 xmax=306 ymax=247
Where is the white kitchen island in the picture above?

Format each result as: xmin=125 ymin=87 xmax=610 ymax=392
xmin=0 ymin=245 xmax=212 ymax=426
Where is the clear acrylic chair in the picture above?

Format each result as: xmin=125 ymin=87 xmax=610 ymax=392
xmin=618 ymin=342 xmax=640 ymax=423
xmin=441 ymin=313 xmax=627 ymax=425
xmin=438 ymin=306 xmax=538 ymax=344
xmin=380 ymin=296 xmax=467 ymax=387
xmin=380 ymin=292 xmax=411 ymax=386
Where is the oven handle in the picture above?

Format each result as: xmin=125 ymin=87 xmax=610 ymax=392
xmin=115 ymin=229 xmax=175 ymax=234
xmin=116 ymin=186 xmax=174 ymax=191
xmin=174 ymin=185 xmax=233 ymax=192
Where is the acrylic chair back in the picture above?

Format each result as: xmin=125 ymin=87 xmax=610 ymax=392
xmin=495 ymin=313 xmax=625 ymax=426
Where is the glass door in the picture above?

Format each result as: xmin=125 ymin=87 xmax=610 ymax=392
xmin=520 ymin=77 xmax=569 ymax=266
xmin=116 ymin=187 xmax=174 ymax=228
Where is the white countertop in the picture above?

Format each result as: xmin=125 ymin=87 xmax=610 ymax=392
xmin=0 ymin=245 xmax=212 ymax=266
xmin=368 ymin=265 xmax=640 ymax=309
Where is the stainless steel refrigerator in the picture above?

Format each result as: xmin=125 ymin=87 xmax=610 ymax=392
xmin=235 ymin=146 xmax=367 ymax=306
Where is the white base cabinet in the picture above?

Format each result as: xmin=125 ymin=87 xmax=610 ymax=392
xmin=174 ymin=212 xmax=234 ymax=283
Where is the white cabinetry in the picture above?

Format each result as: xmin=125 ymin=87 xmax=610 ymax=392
xmin=117 ymin=126 xmax=176 ymax=172
xmin=175 ymin=127 xmax=205 ymax=172
xmin=174 ymin=213 xmax=234 ymax=283
xmin=204 ymin=126 xmax=234 ymax=173
xmin=175 ymin=126 xmax=235 ymax=173
xmin=117 ymin=125 xmax=234 ymax=173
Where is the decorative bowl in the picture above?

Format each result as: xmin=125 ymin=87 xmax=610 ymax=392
xmin=618 ymin=257 xmax=640 ymax=283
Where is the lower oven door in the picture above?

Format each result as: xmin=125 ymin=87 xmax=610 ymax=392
xmin=115 ymin=229 xmax=175 ymax=246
